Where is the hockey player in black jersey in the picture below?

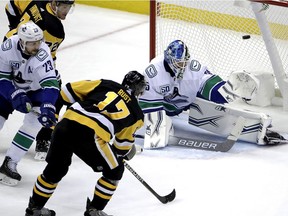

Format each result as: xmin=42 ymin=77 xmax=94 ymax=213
xmin=4 ymin=0 xmax=75 ymax=160
xmin=25 ymin=71 xmax=146 ymax=216
xmin=5 ymin=0 xmax=75 ymax=59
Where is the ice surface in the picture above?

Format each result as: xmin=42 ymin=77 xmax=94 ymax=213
xmin=1 ymin=2 xmax=288 ymax=216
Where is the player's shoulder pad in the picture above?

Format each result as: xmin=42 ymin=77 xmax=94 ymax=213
xmin=188 ymin=59 xmax=202 ymax=72
xmin=35 ymin=48 xmax=49 ymax=62
xmin=1 ymin=39 xmax=12 ymax=51
xmin=144 ymin=64 xmax=158 ymax=78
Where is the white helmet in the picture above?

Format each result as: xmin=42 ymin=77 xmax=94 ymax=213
xmin=18 ymin=21 xmax=43 ymax=51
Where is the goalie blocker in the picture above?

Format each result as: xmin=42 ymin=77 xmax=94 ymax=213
xmin=144 ymin=97 xmax=286 ymax=149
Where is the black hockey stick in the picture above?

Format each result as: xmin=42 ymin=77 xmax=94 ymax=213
xmin=136 ymin=116 xmax=245 ymax=152
xmin=124 ymin=161 xmax=176 ymax=204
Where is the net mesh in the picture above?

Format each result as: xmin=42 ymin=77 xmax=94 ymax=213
xmin=154 ymin=0 xmax=288 ymax=85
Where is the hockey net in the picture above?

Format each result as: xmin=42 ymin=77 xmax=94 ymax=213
xmin=150 ymin=0 xmax=288 ymax=109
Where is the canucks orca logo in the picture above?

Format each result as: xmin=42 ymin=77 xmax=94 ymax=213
xmin=14 ymin=71 xmax=26 ymax=84
xmin=13 ymin=71 xmax=32 ymax=89
xmin=164 ymin=87 xmax=188 ymax=104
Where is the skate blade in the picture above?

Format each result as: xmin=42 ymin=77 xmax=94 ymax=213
xmin=34 ymin=152 xmax=47 ymax=161
xmin=0 ymin=173 xmax=19 ymax=186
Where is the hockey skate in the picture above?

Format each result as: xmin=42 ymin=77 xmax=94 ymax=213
xmin=0 ymin=156 xmax=21 ymax=186
xmin=84 ymin=198 xmax=112 ymax=216
xmin=34 ymin=140 xmax=50 ymax=161
xmin=25 ymin=197 xmax=56 ymax=216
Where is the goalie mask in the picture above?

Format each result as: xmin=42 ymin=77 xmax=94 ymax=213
xmin=122 ymin=71 xmax=146 ymax=97
xmin=164 ymin=40 xmax=190 ymax=79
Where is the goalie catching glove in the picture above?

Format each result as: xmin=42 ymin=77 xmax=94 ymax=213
xmin=218 ymin=70 xmax=259 ymax=103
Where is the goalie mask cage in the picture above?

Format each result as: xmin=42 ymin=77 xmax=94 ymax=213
xmin=150 ymin=0 xmax=288 ymax=110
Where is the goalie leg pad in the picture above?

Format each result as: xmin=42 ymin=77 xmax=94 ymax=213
xmin=189 ymin=97 xmax=272 ymax=145
xmin=144 ymin=110 xmax=173 ymax=149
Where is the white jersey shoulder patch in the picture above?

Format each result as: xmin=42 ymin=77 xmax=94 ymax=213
xmin=189 ymin=59 xmax=201 ymax=72
xmin=36 ymin=48 xmax=49 ymax=62
xmin=1 ymin=39 xmax=12 ymax=51
xmin=145 ymin=64 xmax=158 ymax=78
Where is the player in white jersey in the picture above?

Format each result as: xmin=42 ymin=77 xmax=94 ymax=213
xmin=139 ymin=40 xmax=286 ymax=149
xmin=139 ymin=41 xmax=228 ymax=116
xmin=0 ymin=21 xmax=59 ymax=186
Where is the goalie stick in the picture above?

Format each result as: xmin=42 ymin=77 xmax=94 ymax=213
xmin=136 ymin=116 xmax=246 ymax=152
xmin=170 ymin=116 xmax=245 ymax=152
xmin=124 ymin=161 xmax=176 ymax=204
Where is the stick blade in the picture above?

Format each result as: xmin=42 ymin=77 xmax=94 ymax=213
xmin=160 ymin=189 xmax=176 ymax=204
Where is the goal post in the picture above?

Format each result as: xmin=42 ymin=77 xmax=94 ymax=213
xmin=150 ymin=0 xmax=288 ymax=110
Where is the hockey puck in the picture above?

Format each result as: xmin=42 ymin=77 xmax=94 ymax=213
xmin=242 ymin=35 xmax=251 ymax=39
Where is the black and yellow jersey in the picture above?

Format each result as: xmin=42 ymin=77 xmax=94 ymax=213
xmin=60 ymin=79 xmax=144 ymax=168
xmin=5 ymin=0 xmax=64 ymax=61
xmin=5 ymin=0 xmax=32 ymax=30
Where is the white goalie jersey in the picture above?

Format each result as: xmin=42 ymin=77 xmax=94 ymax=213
xmin=138 ymin=55 xmax=286 ymax=149
xmin=138 ymin=54 xmax=227 ymax=116
xmin=138 ymin=54 xmax=230 ymax=149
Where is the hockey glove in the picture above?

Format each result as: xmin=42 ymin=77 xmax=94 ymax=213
xmin=10 ymin=89 xmax=32 ymax=113
xmin=38 ymin=103 xmax=56 ymax=128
